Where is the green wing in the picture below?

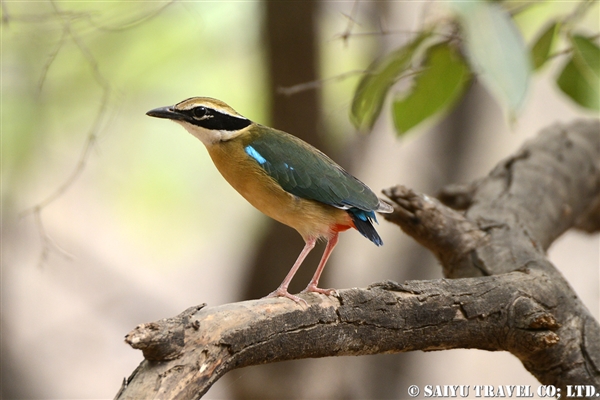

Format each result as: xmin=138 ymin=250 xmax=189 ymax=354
xmin=244 ymin=126 xmax=380 ymax=211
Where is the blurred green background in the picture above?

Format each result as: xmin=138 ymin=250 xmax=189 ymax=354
xmin=2 ymin=1 xmax=598 ymax=399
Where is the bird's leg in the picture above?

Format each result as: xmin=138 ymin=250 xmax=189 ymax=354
xmin=265 ymin=237 xmax=316 ymax=305
xmin=301 ymin=232 xmax=338 ymax=296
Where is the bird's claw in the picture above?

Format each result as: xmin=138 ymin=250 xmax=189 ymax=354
xmin=264 ymin=289 xmax=308 ymax=306
xmin=301 ymin=284 xmax=337 ymax=297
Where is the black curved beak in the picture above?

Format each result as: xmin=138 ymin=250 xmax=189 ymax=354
xmin=146 ymin=106 xmax=185 ymax=121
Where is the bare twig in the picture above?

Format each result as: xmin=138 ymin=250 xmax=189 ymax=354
xmin=32 ymin=207 xmax=74 ymax=267
xmin=20 ymin=0 xmax=174 ymax=266
xmin=545 ymin=33 xmax=599 ymax=61
xmin=564 ymin=0 xmax=597 ymax=25
xmin=277 ymin=69 xmax=365 ymax=96
xmin=335 ymin=28 xmax=423 ymax=40
xmin=2 ymin=10 xmax=92 ymax=24
xmin=506 ymin=1 xmax=538 ymax=17
xmin=337 ymin=0 xmax=361 ymax=46
xmin=87 ymin=0 xmax=176 ymax=32
xmin=37 ymin=25 xmax=69 ymax=93
xmin=547 ymin=46 xmax=574 ymax=61
xmin=278 ymin=66 xmax=422 ymax=97
xmin=21 ymin=1 xmax=112 ymax=266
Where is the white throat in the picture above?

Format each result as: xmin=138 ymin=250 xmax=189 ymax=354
xmin=175 ymin=121 xmax=246 ymax=146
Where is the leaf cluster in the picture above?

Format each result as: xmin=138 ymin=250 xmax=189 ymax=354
xmin=350 ymin=0 xmax=599 ymax=135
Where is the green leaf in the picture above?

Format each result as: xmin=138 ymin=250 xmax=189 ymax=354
xmin=531 ymin=22 xmax=560 ymax=70
xmin=392 ymin=42 xmax=471 ymax=135
xmin=350 ymin=32 xmax=431 ymax=131
xmin=572 ymin=35 xmax=600 ymax=80
xmin=557 ymin=35 xmax=600 ymax=111
xmin=453 ymin=0 xmax=531 ymax=115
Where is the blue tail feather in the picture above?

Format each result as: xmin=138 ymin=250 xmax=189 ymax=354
xmin=348 ymin=209 xmax=383 ymax=246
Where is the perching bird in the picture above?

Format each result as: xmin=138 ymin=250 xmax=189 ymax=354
xmin=147 ymin=97 xmax=392 ymax=304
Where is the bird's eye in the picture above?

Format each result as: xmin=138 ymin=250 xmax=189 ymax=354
xmin=192 ymin=106 xmax=207 ymax=119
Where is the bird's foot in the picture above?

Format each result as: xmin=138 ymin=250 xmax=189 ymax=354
xmin=264 ymin=288 xmax=308 ymax=306
xmin=301 ymin=284 xmax=337 ymax=296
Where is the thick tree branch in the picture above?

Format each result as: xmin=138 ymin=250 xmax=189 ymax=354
xmin=388 ymin=119 xmax=600 ymax=277
xmin=116 ymin=119 xmax=600 ymax=399
xmin=117 ymin=270 xmax=564 ymax=399
xmin=382 ymin=119 xmax=600 ymax=390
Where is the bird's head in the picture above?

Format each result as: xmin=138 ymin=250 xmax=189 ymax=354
xmin=147 ymin=97 xmax=252 ymax=145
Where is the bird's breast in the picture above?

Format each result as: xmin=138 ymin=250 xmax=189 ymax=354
xmin=206 ymin=140 xmax=352 ymax=240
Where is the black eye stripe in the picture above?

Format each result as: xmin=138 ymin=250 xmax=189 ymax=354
xmin=181 ymin=107 xmax=251 ymax=131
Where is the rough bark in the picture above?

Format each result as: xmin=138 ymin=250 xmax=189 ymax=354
xmin=115 ymin=120 xmax=600 ymax=399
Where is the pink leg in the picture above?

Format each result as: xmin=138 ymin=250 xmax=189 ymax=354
xmin=302 ymin=233 xmax=338 ymax=296
xmin=265 ymin=238 xmax=316 ymax=305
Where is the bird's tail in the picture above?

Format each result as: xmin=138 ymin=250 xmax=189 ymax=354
xmin=348 ymin=209 xmax=383 ymax=246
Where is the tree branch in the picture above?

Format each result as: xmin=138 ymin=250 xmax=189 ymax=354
xmin=115 ymin=119 xmax=600 ymax=399
xmin=117 ymin=271 xmax=564 ymax=399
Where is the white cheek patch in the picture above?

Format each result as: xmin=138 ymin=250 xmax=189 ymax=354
xmin=220 ymin=129 xmax=247 ymax=142
xmin=175 ymin=121 xmax=222 ymax=146
xmin=173 ymin=120 xmax=249 ymax=147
